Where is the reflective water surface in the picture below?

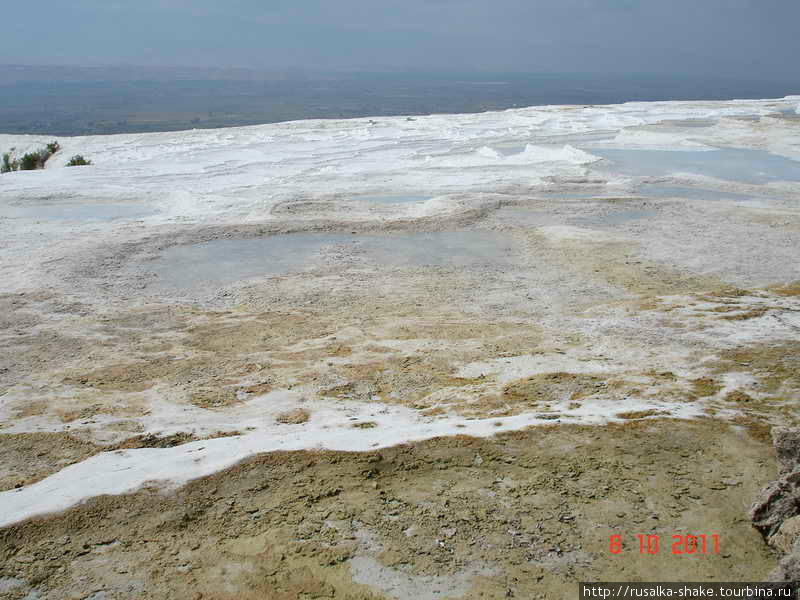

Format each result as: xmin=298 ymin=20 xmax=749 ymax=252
xmin=588 ymin=147 xmax=800 ymax=184
xmin=145 ymin=231 xmax=515 ymax=292
xmin=1 ymin=203 xmax=154 ymax=222
xmin=354 ymin=195 xmax=433 ymax=204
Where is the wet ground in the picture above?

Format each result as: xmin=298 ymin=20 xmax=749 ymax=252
xmin=354 ymin=195 xmax=433 ymax=205
xmin=138 ymin=231 xmax=515 ymax=294
xmin=587 ymin=147 xmax=800 ymax=184
xmin=0 ymin=202 xmax=155 ymax=222
xmin=641 ymin=185 xmax=766 ymax=203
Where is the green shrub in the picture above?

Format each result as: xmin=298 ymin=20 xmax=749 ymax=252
xmin=19 ymin=151 xmax=45 ymax=170
xmin=1 ymin=152 xmax=18 ymax=173
xmin=1 ymin=142 xmax=82 ymax=174
xmin=66 ymin=155 xmax=92 ymax=167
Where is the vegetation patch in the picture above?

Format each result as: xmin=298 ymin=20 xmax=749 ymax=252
xmin=1 ymin=143 xmax=93 ymax=172
xmin=1 ymin=141 xmax=60 ymax=173
xmin=1 ymin=151 xmax=17 ymax=173
xmin=66 ymin=154 xmax=92 ymax=167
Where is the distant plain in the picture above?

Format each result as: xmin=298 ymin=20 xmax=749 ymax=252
xmin=1 ymin=65 xmax=797 ymax=136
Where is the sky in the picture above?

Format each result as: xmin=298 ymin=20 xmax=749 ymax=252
xmin=3 ymin=0 xmax=800 ymax=80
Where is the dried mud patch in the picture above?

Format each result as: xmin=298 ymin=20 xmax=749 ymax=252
xmin=769 ymin=281 xmax=800 ymax=297
xmin=690 ymin=377 xmax=724 ymax=399
xmin=453 ymin=368 xmax=710 ymax=420
xmin=275 ymin=408 xmax=310 ymax=425
xmin=112 ymin=432 xmax=201 ymax=450
xmin=322 ymin=355 xmax=485 ymax=413
xmin=717 ymin=342 xmax=800 ymax=398
xmin=63 ymin=359 xmax=199 ymax=393
xmin=615 ymin=409 xmax=668 ymax=420
xmin=701 ymin=286 xmax=753 ymax=300
xmin=699 ymin=342 xmax=800 ymax=429
xmin=719 ymin=307 xmax=770 ymax=321
xmin=0 ymin=433 xmax=100 ymax=492
xmin=183 ymin=312 xmax=322 ymax=354
xmin=535 ymin=236 xmax=723 ymax=298
xmin=63 ymin=354 xmax=273 ymax=408
xmin=9 ymin=297 xmax=548 ymax=431
xmin=0 ymin=330 xmax=93 ymax=389
xmin=113 ymin=431 xmax=241 ymax=450
xmin=30 ymin=391 xmax=151 ymax=425
xmin=0 ymin=294 xmax=42 ymax=331
xmin=189 ymin=386 xmax=242 ymax=409
xmin=725 ymin=390 xmax=755 ymax=404
xmin=502 ymin=372 xmax=605 ymax=409
xmin=0 ymin=430 xmax=245 ymax=494
xmin=0 ymin=420 xmax=777 ymax=599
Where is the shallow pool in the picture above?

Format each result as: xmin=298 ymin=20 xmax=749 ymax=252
xmin=653 ymin=118 xmax=717 ymax=128
xmin=492 ymin=131 xmax=618 ymax=157
xmin=497 ymin=206 xmax=656 ymax=228
xmin=144 ymin=231 xmax=514 ymax=292
xmin=353 ymin=195 xmax=432 ymax=204
xmin=1 ymin=203 xmax=154 ymax=222
xmin=536 ymin=191 xmax=619 ymax=199
xmin=571 ymin=208 xmax=658 ymax=226
xmin=494 ymin=208 xmax=560 ymax=227
xmin=775 ymin=109 xmax=800 ymax=121
xmin=588 ymin=147 xmax=800 ymax=184
xmin=493 ymin=145 xmax=527 ymax=157
xmin=640 ymin=185 xmax=762 ymax=203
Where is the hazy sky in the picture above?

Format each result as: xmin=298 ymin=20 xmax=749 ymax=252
xmin=4 ymin=0 xmax=799 ymax=79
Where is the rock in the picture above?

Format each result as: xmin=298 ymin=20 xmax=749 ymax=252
xmin=767 ymin=516 xmax=800 ymax=582
xmin=768 ymin=553 xmax=800 ymax=582
xmin=750 ymin=428 xmax=800 ymax=582
xmin=750 ymin=469 xmax=800 ymax=537
xmin=773 ymin=428 xmax=800 ymax=474
xmin=768 ymin=516 xmax=800 ymax=554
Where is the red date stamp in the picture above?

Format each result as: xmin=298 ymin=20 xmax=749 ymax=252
xmin=609 ymin=534 xmax=720 ymax=555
